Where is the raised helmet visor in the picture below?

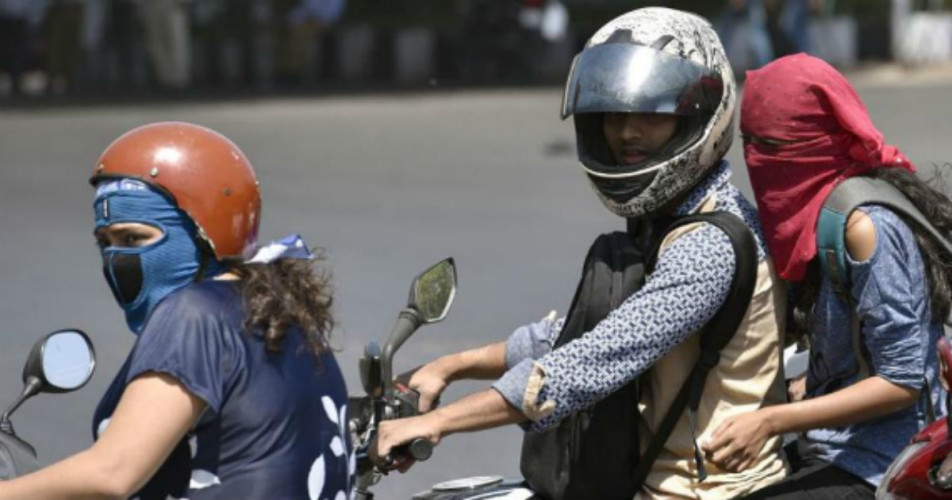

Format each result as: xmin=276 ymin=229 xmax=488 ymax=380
xmin=561 ymin=43 xmax=723 ymax=120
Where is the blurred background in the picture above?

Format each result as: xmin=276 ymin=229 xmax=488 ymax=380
xmin=1 ymin=0 xmax=951 ymax=99
xmin=1 ymin=1 xmax=951 ymax=500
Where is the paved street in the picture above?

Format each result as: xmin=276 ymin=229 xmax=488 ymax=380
xmin=0 ymin=80 xmax=950 ymax=498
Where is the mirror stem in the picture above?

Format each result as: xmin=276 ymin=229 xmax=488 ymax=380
xmin=380 ymin=308 xmax=423 ymax=398
xmin=0 ymin=377 xmax=42 ymax=435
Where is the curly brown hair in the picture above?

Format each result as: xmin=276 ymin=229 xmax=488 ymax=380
xmin=792 ymin=166 xmax=952 ymax=339
xmin=230 ymin=256 xmax=335 ymax=357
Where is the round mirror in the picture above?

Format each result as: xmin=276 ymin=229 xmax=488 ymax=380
xmin=409 ymin=258 xmax=457 ymax=323
xmin=41 ymin=331 xmax=95 ymax=391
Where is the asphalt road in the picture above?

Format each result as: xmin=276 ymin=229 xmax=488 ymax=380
xmin=1 ymin=81 xmax=950 ymax=499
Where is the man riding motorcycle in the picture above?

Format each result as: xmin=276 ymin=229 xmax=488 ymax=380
xmin=373 ymin=8 xmax=790 ymax=499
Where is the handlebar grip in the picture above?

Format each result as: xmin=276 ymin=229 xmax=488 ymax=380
xmin=393 ymin=438 xmax=433 ymax=462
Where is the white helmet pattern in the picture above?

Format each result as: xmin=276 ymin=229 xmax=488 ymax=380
xmin=563 ymin=7 xmax=736 ymax=218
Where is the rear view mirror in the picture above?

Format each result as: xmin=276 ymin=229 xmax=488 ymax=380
xmin=407 ymin=258 xmax=457 ymax=324
xmin=380 ymin=258 xmax=458 ymax=398
xmin=2 ymin=330 xmax=96 ymax=435
xmin=29 ymin=330 xmax=96 ymax=392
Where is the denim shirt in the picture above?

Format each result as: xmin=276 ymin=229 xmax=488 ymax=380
xmin=800 ymin=205 xmax=946 ymax=487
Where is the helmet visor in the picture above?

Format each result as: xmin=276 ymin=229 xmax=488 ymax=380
xmin=561 ymin=43 xmax=723 ymax=119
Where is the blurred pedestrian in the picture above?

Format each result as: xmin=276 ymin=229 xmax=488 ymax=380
xmin=136 ymin=0 xmax=191 ymax=89
xmin=777 ymin=0 xmax=817 ymax=54
xmin=45 ymin=0 xmax=85 ymax=94
xmin=272 ymin=0 xmax=345 ymax=86
xmin=717 ymin=0 xmax=774 ymax=69
xmin=101 ymin=0 xmax=143 ymax=89
xmin=193 ymin=0 xmax=256 ymax=86
xmin=0 ymin=0 xmax=49 ymax=96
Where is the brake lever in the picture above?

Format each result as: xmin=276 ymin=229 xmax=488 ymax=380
xmin=393 ymin=382 xmax=421 ymax=418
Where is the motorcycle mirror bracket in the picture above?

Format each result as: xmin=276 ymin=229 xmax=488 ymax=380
xmin=380 ymin=308 xmax=424 ymax=398
xmin=0 ymin=377 xmax=42 ymax=436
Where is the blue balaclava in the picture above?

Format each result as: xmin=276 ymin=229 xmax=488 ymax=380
xmin=94 ymin=179 xmax=225 ymax=333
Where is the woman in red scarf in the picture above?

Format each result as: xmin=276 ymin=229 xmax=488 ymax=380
xmin=701 ymin=53 xmax=952 ymax=499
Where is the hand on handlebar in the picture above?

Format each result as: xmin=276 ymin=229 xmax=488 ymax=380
xmin=396 ymin=363 xmax=449 ymax=413
xmin=370 ymin=415 xmax=442 ymax=473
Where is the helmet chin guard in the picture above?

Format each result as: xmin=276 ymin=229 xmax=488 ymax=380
xmin=90 ymin=122 xmax=262 ymax=260
xmin=563 ymin=7 xmax=736 ymax=218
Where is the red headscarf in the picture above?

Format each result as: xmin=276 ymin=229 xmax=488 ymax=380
xmin=741 ymin=53 xmax=915 ymax=281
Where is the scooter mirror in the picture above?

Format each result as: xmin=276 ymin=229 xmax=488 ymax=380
xmin=32 ymin=330 xmax=96 ymax=392
xmin=2 ymin=330 xmax=96 ymax=434
xmin=407 ymin=258 xmax=457 ymax=324
xmin=937 ymin=336 xmax=952 ymax=392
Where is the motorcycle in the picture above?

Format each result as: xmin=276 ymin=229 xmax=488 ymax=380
xmin=348 ymin=258 xmax=818 ymax=500
xmin=0 ymin=329 xmax=97 ymax=479
xmin=876 ymin=335 xmax=952 ymax=500
xmin=348 ymin=258 xmax=534 ymax=500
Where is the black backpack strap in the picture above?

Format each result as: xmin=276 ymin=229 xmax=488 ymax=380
xmin=631 ymin=211 xmax=759 ymax=488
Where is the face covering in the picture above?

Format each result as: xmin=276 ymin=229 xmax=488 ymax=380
xmin=93 ymin=179 xmax=224 ymax=333
xmin=741 ymin=53 xmax=915 ymax=281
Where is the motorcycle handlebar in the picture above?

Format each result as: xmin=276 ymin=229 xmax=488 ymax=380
xmin=399 ymin=438 xmax=433 ymax=461
xmin=385 ymin=437 xmax=433 ymax=468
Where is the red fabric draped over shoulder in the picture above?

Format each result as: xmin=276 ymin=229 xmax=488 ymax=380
xmin=741 ymin=53 xmax=915 ymax=281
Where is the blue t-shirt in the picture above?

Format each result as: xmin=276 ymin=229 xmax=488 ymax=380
xmin=800 ymin=205 xmax=946 ymax=486
xmin=93 ymin=280 xmax=354 ymax=500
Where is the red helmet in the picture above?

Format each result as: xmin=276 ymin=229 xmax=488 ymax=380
xmin=90 ymin=122 xmax=261 ymax=260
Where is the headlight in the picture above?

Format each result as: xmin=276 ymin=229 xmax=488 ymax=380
xmin=876 ymin=441 xmax=928 ymax=500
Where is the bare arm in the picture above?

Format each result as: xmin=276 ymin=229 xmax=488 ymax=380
xmin=373 ymin=388 xmax=526 ymax=468
xmin=0 ymin=373 xmax=205 ymax=500
xmin=431 ymin=388 xmax=526 ymax=435
xmin=704 ymin=375 xmax=918 ymax=472
xmin=764 ymin=375 xmax=918 ymax=434
xmin=399 ymin=341 xmax=508 ymax=412
xmin=435 ymin=341 xmax=509 ymax=382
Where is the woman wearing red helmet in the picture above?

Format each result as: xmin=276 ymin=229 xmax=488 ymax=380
xmin=0 ymin=122 xmax=353 ymax=500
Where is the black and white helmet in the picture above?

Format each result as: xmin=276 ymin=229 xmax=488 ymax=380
xmin=562 ymin=7 xmax=736 ymax=218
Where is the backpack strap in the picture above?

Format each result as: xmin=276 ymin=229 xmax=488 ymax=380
xmin=818 ymin=176 xmax=952 ymax=299
xmin=632 ymin=211 xmax=758 ymax=487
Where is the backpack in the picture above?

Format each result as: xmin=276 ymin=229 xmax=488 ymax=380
xmin=520 ymin=211 xmax=758 ymax=500
xmin=816 ymin=176 xmax=950 ymax=417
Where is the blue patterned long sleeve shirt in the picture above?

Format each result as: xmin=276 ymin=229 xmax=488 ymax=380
xmin=492 ymin=161 xmax=767 ymax=431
